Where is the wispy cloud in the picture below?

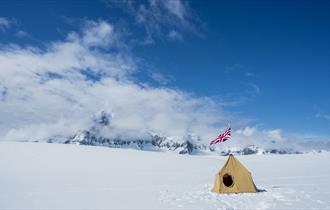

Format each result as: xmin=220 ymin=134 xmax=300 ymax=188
xmin=245 ymin=72 xmax=255 ymax=77
xmin=0 ymin=17 xmax=31 ymax=39
xmin=104 ymin=0 xmax=203 ymax=43
xmin=150 ymin=71 xmax=174 ymax=85
xmin=223 ymin=63 xmax=261 ymax=104
xmin=224 ymin=64 xmax=244 ymax=74
xmin=0 ymin=17 xmax=12 ymax=31
xmin=316 ymin=113 xmax=330 ymax=120
xmin=15 ymin=30 xmax=29 ymax=38
xmin=244 ymin=82 xmax=261 ymax=95
xmin=225 ymin=64 xmax=256 ymax=78
xmin=168 ymin=30 xmax=183 ymax=41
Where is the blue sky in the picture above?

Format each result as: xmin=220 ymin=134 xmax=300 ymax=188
xmin=0 ymin=0 xmax=329 ymax=141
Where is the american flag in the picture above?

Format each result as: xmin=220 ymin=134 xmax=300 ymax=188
xmin=210 ymin=127 xmax=231 ymax=145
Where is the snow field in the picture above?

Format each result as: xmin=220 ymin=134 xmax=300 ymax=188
xmin=0 ymin=142 xmax=329 ymax=209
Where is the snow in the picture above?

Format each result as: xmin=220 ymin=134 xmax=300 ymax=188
xmin=1 ymin=142 xmax=330 ymax=209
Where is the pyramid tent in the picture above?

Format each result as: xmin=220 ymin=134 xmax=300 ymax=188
xmin=211 ymin=154 xmax=257 ymax=193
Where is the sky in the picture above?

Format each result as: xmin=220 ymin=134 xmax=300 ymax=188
xmin=0 ymin=0 xmax=329 ymax=147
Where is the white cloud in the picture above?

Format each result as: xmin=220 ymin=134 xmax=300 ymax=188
xmin=233 ymin=127 xmax=308 ymax=151
xmin=237 ymin=126 xmax=256 ymax=137
xmin=266 ymin=129 xmax=284 ymax=141
xmin=81 ymin=20 xmax=114 ymax=47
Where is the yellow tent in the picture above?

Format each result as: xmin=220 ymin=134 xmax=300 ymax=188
xmin=211 ymin=154 xmax=257 ymax=193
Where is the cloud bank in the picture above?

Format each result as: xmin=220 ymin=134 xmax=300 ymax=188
xmin=0 ymin=20 xmax=227 ymax=142
xmin=0 ymin=18 xmax=328 ymax=151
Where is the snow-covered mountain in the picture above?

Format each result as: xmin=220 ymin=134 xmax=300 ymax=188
xmin=64 ymin=130 xmax=304 ymax=155
xmin=28 ymin=110 xmax=324 ymax=155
